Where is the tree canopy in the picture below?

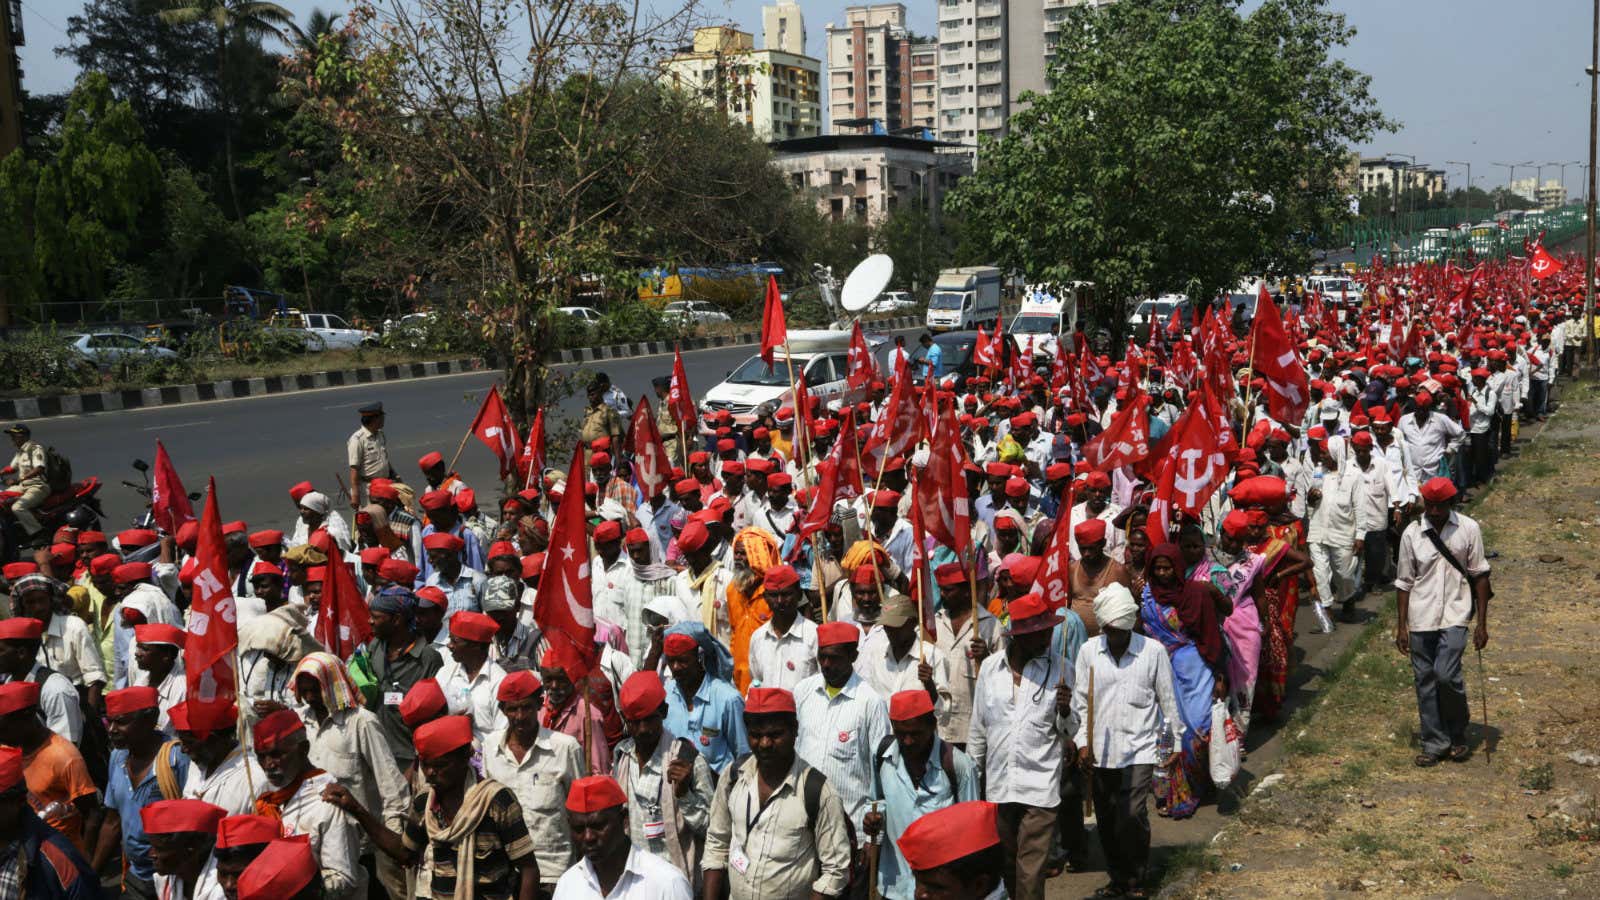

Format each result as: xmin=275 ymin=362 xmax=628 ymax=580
xmin=950 ymin=0 xmax=1392 ymax=327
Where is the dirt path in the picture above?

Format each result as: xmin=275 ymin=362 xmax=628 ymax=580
xmin=1156 ymin=381 xmax=1600 ymax=898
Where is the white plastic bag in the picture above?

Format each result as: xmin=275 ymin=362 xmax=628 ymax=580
xmin=1209 ymin=699 xmax=1242 ymax=786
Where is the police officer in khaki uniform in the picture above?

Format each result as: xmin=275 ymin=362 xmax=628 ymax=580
xmin=579 ymin=379 xmax=625 ymax=449
xmin=653 ymin=376 xmax=683 ymax=468
xmin=4 ymin=424 xmax=49 ymax=538
xmin=347 ymin=401 xmax=392 ymax=508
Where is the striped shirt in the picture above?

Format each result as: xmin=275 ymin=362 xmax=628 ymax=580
xmin=403 ymin=786 xmax=535 ymax=900
xmin=793 ymin=672 xmax=891 ymax=834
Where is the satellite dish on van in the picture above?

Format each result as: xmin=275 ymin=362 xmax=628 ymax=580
xmin=839 ymin=254 xmax=895 ymax=313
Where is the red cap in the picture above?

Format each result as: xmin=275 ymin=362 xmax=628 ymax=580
xmin=1419 ymin=476 xmax=1457 ymax=503
xmin=850 ymin=565 xmax=880 ymax=587
xmin=221 ymin=521 xmax=248 ymax=536
xmin=896 ymin=801 xmax=1001 ymax=872
xmin=133 ymin=621 xmax=184 ymax=646
xmin=113 ymin=561 xmax=152 ymax=584
xmin=2 ymin=562 xmax=37 ymax=580
xmin=520 ymin=553 xmax=546 ymax=579
xmin=247 ymin=529 xmax=283 ymax=549
xmin=888 ymin=689 xmax=935 ymax=722
xmin=677 ymin=521 xmax=711 ymax=553
xmin=414 ymin=586 xmax=448 ymax=608
xmin=303 ymin=566 xmax=326 ymax=584
xmin=662 ymin=633 xmax=699 ymax=658
xmin=762 ymin=564 xmax=799 ymax=592
xmin=593 ymin=520 xmax=623 ymax=543
xmin=75 ymin=530 xmax=106 ymax=546
xmin=237 ymin=837 xmax=317 ymax=900
xmin=0 ymin=618 xmax=42 ymax=642
xmin=871 ymin=490 xmax=901 ymax=509
xmin=413 ymin=715 xmax=473 ymax=760
xmin=589 ymin=451 xmax=611 ymax=467
xmin=449 ymin=611 xmax=498 ymax=643
xmin=249 ymin=561 xmax=279 ymax=580
xmin=618 ymin=671 xmax=667 ymax=721
xmin=418 ymin=451 xmax=444 ymax=470
xmin=105 ymin=686 xmax=158 ymax=718
xmin=1005 ymin=593 xmax=1061 ymax=634
xmin=359 ymin=547 xmax=391 ymax=566
xmin=0 ymin=747 xmax=20 ymax=792
xmin=140 ymin=799 xmax=227 ymax=836
xmin=488 ymin=541 xmax=518 ymax=560
xmin=167 ymin=700 xmax=237 ymax=738
xmin=744 ymin=687 xmax=796 ymax=715
xmin=454 ymin=489 xmax=476 ymax=513
xmin=933 ymin=562 xmax=966 ymax=587
xmin=624 ymin=528 xmax=650 ymax=546
xmin=118 ymin=529 xmax=158 ymax=548
xmin=422 ymin=532 xmax=464 ymax=552
xmin=288 ymin=481 xmax=314 ymax=503
xmin=1000 ymin=554 xmax=1041 ymax=588
xmin=369 ymin=481 xmax=400 ymax=501
xmin=566 ymin=775 xmax=627 ymax=813
xmin=216 ymin=814 xmax=281 ymax=849
xmin=378 ymin=558 xmax=420 ymax=586
xmin=252 ymin=708 xmax=306 ymax=752
xmin=818 ymin=621 xmax=860 ymax=648
xmin=495 ymin=669 xmax=542 ymax=703
xmin=1350 ymin=430 xmax=1374 ymax=448
xmin=674 ymin=477 xmax=700 ymax=496
xmin=1085 ymin=471 xmax=1112 ymax=490
xmin=400 ymin=679 xmax=447 ymax=728
xmin=1073 ymin=518 xmax=1107 ymax=545
xmin=419 ymin=490 xmax=453 ymax=511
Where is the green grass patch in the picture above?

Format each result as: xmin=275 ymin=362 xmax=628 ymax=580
xmin=1154 ymin=841 xmax=1223 ymax=889
xmin=1519 ymin=763 xmax=1555 ymax=791
xmin=1339 ymin=829 xmax=1384 ymax=856
xmin=1550 ymin=862 xmax=1575 ymax=879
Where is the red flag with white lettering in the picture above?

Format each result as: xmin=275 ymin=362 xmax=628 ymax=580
xmin=150 ymin=440 xmax=195 ymax=535
xmin=971 ymin=324 xmax=998 ymax=369
xmin=518 ymin=409 xmax=546 ymax=488
xmin=534 ymin=444 xmax=597 ymax=665
xmin=469 ymin=385 xmax=522 ymax=479
xmin=912 ymin=395 xmax=972 ymax=558
xmin=829 ymin=411 xmax=866 ymax=500
xmin=315 ymin=556 xmax=371 ymax=660
xmin=1248 ymin=286 xmax=1310 ymax=425
xmin=184 ymin=479 xmax=238 ymax=733
xmin=669 ymin=348 xmax=697 ymax=429
xmin=628 ymin=397 xmax=672 ymax=502
xmin=846 ymin=321 xmax=877 ymax=390
xmin=1037 ymin=476 xmax=1076 ymax=597
xmin=1079 ymin=392 xmax=1151 ymax=471
xmin=760 ymin=276 xmax=787 ymax=368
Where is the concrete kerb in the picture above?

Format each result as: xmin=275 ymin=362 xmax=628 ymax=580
xmin=0 ymin=311 xmax=947 ymax=421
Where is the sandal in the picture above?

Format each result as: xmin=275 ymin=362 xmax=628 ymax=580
xmin=1085 ymin=886 xmax=1124 ymax=900
xmin=1447 ymin=744 xmax=1471 ymax=762
xmin=1414 ymin=752 xmax=1442 ymax=767
xmin=1125 ymin=889 xmax=1151 ymax=900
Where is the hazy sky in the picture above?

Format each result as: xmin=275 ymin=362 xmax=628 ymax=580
xmin=15 ymin=0 xmax=1597 ymax=197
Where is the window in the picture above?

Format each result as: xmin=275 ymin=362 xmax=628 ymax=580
xmin=326 ymin=315 xmax=350 ymax=329
xmin=831 ymin=170 xmax=845 ymax=187
xmin=791 ymin=172 xmax=805 ymax=189
xmin=855 ymin=168 xmax=868 ymax=182
xmin=830 ymin=198 xmax=845 ymax=220
xmin=804 ymin=356 xmax=837 ymax=383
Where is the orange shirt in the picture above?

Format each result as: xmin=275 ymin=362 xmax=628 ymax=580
xmin=23 ymin=733 xmax=98 ymax=852
xmin=726 ymin=581 xmax=771 ymax=695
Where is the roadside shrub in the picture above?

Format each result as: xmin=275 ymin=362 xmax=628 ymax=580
xmin=597 ymin=302 xmax=669 ymax=344
xmin=380 ymin=311 xmax=489 ymax=356
xmin=0 ymin=329 xmax=102 ymax=394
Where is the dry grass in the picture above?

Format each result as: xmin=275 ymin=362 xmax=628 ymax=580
xmin=1173 ymin=382 xmax=1600 ymax=898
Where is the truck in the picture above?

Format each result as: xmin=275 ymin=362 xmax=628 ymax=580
xmin=1011 ymin=282 xmax=1092 ymax=358
xmin=925 ymin=266 xmax=1002 ymax=332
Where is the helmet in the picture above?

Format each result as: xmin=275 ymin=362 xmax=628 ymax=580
xmin=62 ymin=506 xmax=100 ymax=531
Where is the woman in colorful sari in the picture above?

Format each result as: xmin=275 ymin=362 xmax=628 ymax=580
xmin=1232 ymin=476 xmax=1312 ymax=724
xmin=725 ymin=528 xmax=780 ymax=694
xmin=1207 ymin=512 xmax=1267 ymax=737
xmin=1139 ymin=543 xmax=1228 ymax=819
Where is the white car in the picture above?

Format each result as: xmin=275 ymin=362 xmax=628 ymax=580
xmin=67 ymin=332 xmax=179 ymax=368
xmin=558 ymin=307 xmax=604 ymax=324
xmin=272 ymin=312 xmax=378 ymax=350
xmin=868 ymin=291 xmax=918 ymax=313
xmin=701 ymin=329 xmax=887 ymax=424
xmin=662 ymin=301 xmax=732 ymax=327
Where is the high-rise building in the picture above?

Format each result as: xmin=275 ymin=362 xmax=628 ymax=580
xmin=825 ymin=4 xmax=931 ymax=135
xmin=658 ymin=22 xmax=822 ymax=141
xmin=763 ymin=0 xmax=805 ymax=56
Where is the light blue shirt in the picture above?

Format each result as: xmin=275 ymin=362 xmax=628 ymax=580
xmin=417 ymin=522 xmax=486 ymax=583
xmin=873 ymin=736 xmax=980 ymax=899
xmin=106 ymin=745 xmax=191 ymax=882
xmin=922 ymin=342 xmax=943 ymax=379
xmin=664 ymin=674 xmax=748 ymax=775
xmin=426 ymin=566 xmax=487 ymax=624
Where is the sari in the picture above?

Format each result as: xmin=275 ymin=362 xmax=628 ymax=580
xmin=1140 ymin=545 xmax=1217 ymax=820
xmin=1204 ymin=549 xmax=1265 ymax=730
xmin=1250 ymin=520 xmax=1302 ymax=722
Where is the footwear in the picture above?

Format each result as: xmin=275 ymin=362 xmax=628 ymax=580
xmin=1339 ymin=599 xmax=1360 ymax=623
xmin=1447 ymin=744 xmax=1471 ymax=763
xmin=1414 ymin=752 xmax=1442 ymax=767
xmin=1085 ymin=885 xmax=1124 ymax=900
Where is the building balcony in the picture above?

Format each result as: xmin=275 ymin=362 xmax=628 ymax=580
xmin=977 ymin=25 xmax=1002 ymax=40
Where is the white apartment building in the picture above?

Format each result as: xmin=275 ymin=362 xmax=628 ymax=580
xmin=659 ymin=23 xmax=822 ymax=141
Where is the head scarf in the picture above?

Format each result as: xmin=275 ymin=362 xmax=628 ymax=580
xmin=840 ymin=540 xmax=891 ymax=574
xmin=291 ymin=651 xmax=362 ymax=714
xmin=298 ymin=491 xmax=331 ymax=516
xmin=1144 ymin=543 xmax=1188 ymax=608
xmin=663 ymin=621 xmax=733 ymax=683
xmin=369 ymin=586 xmax=417 ymax=629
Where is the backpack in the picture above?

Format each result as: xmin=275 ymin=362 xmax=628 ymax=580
xmin=42 ymin=447 xmax=71 ymax=494
xmin=726 ymin=755 xmax=859 ymax=894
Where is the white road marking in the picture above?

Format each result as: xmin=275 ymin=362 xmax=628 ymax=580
xmin=143 ymin=420 xmax=212 ymax=431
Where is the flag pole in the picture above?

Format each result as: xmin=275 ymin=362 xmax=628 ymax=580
xmin=445 ymin=426 xmax=475 ymax=475
xmin=233 ymin=652 xmax=256 ymax=797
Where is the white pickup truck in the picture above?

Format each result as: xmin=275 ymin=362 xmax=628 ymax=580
xmin=269 ymin=310 xmax=379 ymax=351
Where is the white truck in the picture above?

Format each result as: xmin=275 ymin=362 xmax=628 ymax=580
xmin=1011 ymin=281 xmax=1092 ymax=358
xmin=925 ymin=266 xmax=1002 ymax=331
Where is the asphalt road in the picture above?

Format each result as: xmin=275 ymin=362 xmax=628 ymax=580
xmin=40 ymin=329 xmax=919 ymax=535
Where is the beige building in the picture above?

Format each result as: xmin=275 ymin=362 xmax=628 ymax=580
xmin=825 ymin=5 xmax=921 ymax=134
xmin=770 ymin=133 xmax=971 ymax=226
xmin=1358 ymin=157 xmax=1447 ymax=199
xmin=1509 ymin=177 xmax=1568 ymax=210
xmin=763 ymin=0 xmax=805 ymax=56
xmin=659 ymin=23 xmax=822 ymax=141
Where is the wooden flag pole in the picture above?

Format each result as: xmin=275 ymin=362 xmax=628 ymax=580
xmin=445 ymin=426 xmax=475 ymax=476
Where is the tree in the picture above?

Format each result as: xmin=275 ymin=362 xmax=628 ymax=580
xmin=950 ymin=0 xmax=1391 ymax=333
xmin=0 ymin=74 xmax=164 ymax=319
xmin=59 ymin=0 xmax=216 ymax=131
xmin=872 ymin=203 xmax=960 ymax=296
xmin=158 ymin=0 xmax=299 ymax=219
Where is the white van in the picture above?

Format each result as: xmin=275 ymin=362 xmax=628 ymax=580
xmin=700 ymin=329 xmax=889 ymax=424
xmin=1011 ymin=281 xmax=1091 ymax=358
xmin=925 ymin=266 xmax=1002 ymax=331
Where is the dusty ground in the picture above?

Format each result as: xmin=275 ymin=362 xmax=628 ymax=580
xmin=1166 ymin=381 xmax=1600 ymax=899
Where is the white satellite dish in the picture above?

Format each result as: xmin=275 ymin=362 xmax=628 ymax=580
xmin=839 ymin=254 xmax=895 ymax=313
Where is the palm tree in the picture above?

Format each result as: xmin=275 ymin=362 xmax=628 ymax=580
xmin=158 ymin=0 xmax=300 ymax=219
xmin=296 ymin=7 xmax=341 ymax=57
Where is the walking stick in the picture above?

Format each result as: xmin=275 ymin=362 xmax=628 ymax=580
xmin=1476 ymin=646 xmax=1492 ymax=765
xmin=867 ymin=800 xmax=882 ymax=900
xmin=1083 ymin=666 xmax=1096 ymax=818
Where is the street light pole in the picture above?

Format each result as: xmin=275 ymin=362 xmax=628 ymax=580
xmin=1388 ymin=152 xmax=1418 ymax=261
xmin=1587 ymin=0 xmax=1598 ymax=371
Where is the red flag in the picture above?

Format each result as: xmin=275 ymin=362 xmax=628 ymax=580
xmin=846 ymin=321 xmax=878 ymax=390
xmin=315 ymin=557 xmax=371 ymax=660
xmin=534 ymin=444 xmax=597 ymax=664
xmin=971 ymin=324 xmax=998 ymax=369
xmin=1248 ymin=286 xmax=1310 ymax=424
xmin=760 ymin=275 xmax=787 ymax=367
xmin=829 ymin=412 xmax=866 ymax=500
xmin=787 ymin=458 xmax=839 ymax=561
xmin=469 ymin=386 xmax=522 ymax=479
xmin=628 ymin=397 xmax=673 ymax=502
xmin=908 ymin=483 xmax=936 ymax=640
xmin=518 ymin=409 xmax=546 ymax=487
xmin=669 ymin=348 xmax=697 ymax=428
xmin=184 ymin=479 xmax=238 ymax=732
xmin=912 ymin=397 xmax=972 ymax=558
xmin=1530 ymin=244 xmax=1562 ymax=279
xmin=150 ymin=440 xmax=195 ymax=535
xmin=863 ymin=354 xmax=918 ymax=470
xmin=1037 ymin=476 xmax=1075 ymax=598
xmin=1010 ymin=336 xmax=1034 ymax=389
xmin=1167 ymin=340 xmax=1198 ymax=391
xmin=1079 ymin=392 xmax=1152 ymax=471
xmin=1145 ymin=399 xmax=1227 ymax=547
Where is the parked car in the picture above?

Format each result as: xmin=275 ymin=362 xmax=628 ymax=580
xmin=67 ymin=332 xmax=180 ymax=368
xmin=268 ymin=310 xmax=378 ymax=350
xmin=1127 ymin=294 xmax=1190 ymax=333
xmin=868 ymin=291 xmax=918 ymax=313
xmin=557 ymin=306 xmax=604 ymax=325
xmin=908 ymin=329 xmax=1014 ymax=391
xmin=662 ymin=301 xmax=732 ymax=327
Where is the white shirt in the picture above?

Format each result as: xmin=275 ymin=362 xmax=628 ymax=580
xmin=1 ymin=664 xmax=82 ymax=743
xmin=483 ymin=727 xmax=586 ymax=886
xmin=746 ymin=617 xmax=819 ymax=692
xmin=932 ymin=607 xmax=1003 ymax=744
xmin=1306 ymin=462 xmax=1362 ymax=545
xmin=1350 ymin=455 xmax=1397 ymax=536
xmin=793 ymin=672 xmax=892 ymax=832
xmin=552 ymin=846 xmax=693 ymax=900
xmin=1070 ymin=634 xmax=1182 ymax=768
xmin=182 ymin=746 xmax=265 ymax=815
xmin=275 ymin=770 xmax=365 ymax=898
xmin=436 ymin=656 xmax=510 ymax=740
xmin=591 ymin=555 xmax=632 ymax=629
xmin=1397 ymin=410 xmax=1464 ymax=480
xmin=966 ymin=650 xmax=1074 ymax=809
xmin=852 ymin=638 xmax=954 ymax=735
xmin=301 ymin=705 xmax=412 ymax=831
xmin=1395 ymin=512 xmax=1490 ymax=631
xmin=38 ymin=613 xmax=105 ymax=687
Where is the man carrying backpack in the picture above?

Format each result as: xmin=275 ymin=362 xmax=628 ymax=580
xmin=703 ymin=687 xmax=853 ymax=900
xmin=610 ymin=672 xmax=714 ymax=889
xmin=5 ymin=424 xmax=52 ymax=541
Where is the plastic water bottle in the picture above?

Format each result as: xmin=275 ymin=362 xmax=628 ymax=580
xmin=1152 ymin=729 xmax=1173 ymax=809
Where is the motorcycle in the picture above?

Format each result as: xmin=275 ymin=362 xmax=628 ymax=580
xmin=0 ymin=474 xmax=103 ymax=564
xmin=122 ymin=459 xmax=202 ymax=564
